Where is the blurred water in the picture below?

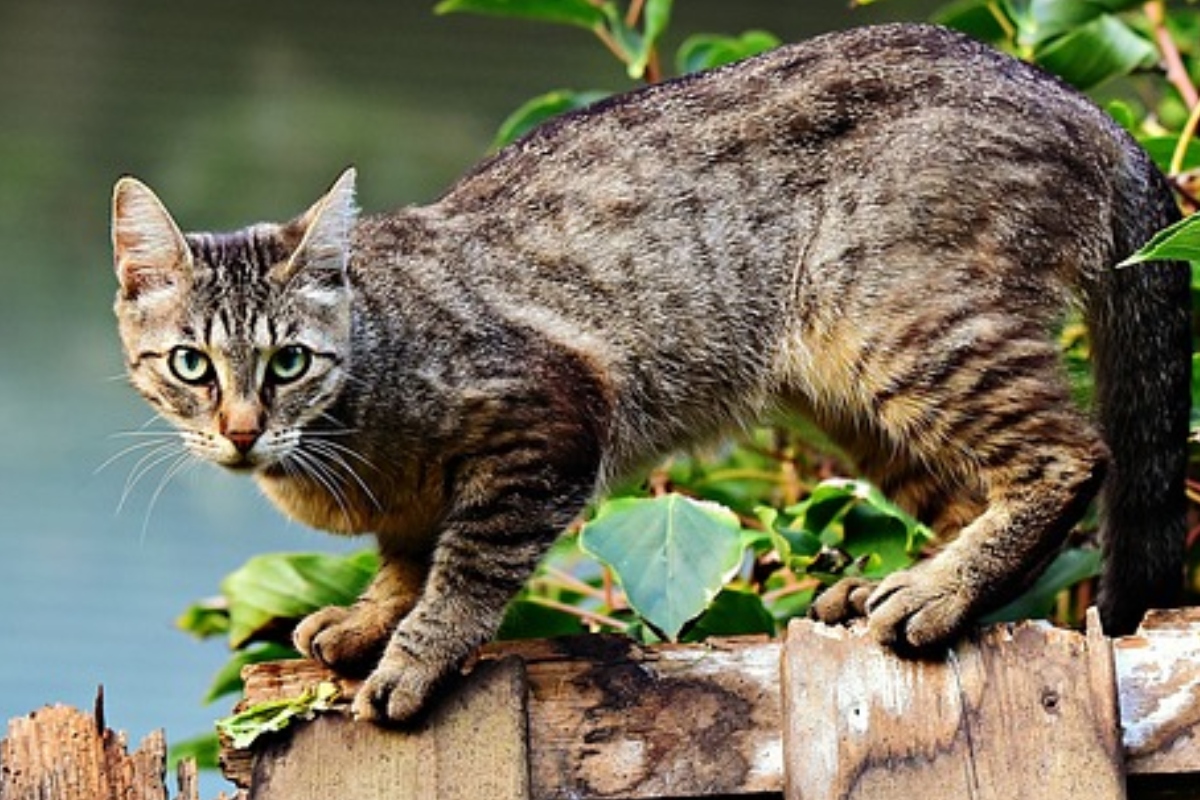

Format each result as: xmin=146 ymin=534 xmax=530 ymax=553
xmin=0 ymin=0 xmax=935 ymax=793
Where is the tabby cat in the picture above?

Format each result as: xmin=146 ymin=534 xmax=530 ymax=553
xmin=111 ymin=24 xmax=1191 ymax=724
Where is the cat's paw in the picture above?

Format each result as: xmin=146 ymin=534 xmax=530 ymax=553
xmin=293 ymin=604 xmax=393 ymax=677
xmin=352 ymin=653 xmax=442 ymax=725
xmin=809 ymin=576 xmax=876 ymax=624
xmin=864 ymin=565 xmax=974 ymax=652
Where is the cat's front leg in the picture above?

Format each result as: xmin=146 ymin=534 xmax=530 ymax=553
xmin=294 ymin=554 xmax=426 ymax=677
xmin=352 ymin=468 xmax=596 ymax=724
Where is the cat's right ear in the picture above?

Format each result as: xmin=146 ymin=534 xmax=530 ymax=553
xmin=111 ymin=177 xmax=192 ymax=301
xmin=274 ymin=168 xmax=358 ymax=288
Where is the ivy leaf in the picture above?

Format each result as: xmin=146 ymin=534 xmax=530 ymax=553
xmin=580 ymin=494 xmax=744 ymax=641
xmin=433 ymin=0 xmax=605 ymax=30
xmin=675 ymin=30 xmax=781 ymax=74
xmin=222 ymin=551 xmax=378 ymax=648
xmin=1119 ymin=213 xmax=1200 ymax=266
xmin=492 ymin=89 xmax=611 ymax=149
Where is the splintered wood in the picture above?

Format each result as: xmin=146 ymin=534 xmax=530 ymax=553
xmin=0 ymin=692 xmax=188 ymax=800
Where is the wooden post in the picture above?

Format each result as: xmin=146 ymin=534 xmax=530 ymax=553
xmin=244 ymin=657 xmax=530 ymax=800
xmin=780 ymin=613 xmax=1125 ymax=800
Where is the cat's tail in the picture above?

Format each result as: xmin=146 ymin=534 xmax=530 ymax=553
xmin=1089 ymin=153 xmax=1192 ymax=635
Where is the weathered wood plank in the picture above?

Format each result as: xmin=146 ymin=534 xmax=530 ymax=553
xmin=246 ymin=657 xmax=529 ymax=800
xmin=230 ymin=636 xmax=782 ymax=799
xmin=1116 ymin=609 xmax=1200 ymax=777
xmin=780 ymin=616 xmax=1124 ymax=800
xmin=495 ymin=635 xmax=781 ymax=798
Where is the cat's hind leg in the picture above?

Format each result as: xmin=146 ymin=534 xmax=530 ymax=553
xmin=809 ymin=432 xmax=987 ymax=626
xmin=864 ymin=383 xmax=1107 ymax=652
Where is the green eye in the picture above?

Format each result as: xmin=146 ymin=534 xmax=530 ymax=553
xmin=269 ymin=345 xmax=311 ymax=384
xmin=169 ymin=346 xmax=214 ymax=385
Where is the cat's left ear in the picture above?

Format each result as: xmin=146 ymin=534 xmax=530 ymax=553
xmin=111 ymin=177 xmax=193 ymax=301
xmin=275 ymin=167 xmax=358 ymax=287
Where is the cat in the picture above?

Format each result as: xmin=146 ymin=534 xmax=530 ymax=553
xmin=111 ymin=23 xmax=1191 ymax=724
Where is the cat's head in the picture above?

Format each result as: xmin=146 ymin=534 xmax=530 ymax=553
xmin=110 ymin=169 xmax=358 ymax=472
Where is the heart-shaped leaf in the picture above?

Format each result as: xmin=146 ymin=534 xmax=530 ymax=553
xmin=580 ymin=494 xmax=744 ymax=640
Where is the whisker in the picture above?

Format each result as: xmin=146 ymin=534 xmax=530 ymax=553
xmin=287 ymin=449 xmax=356 ymax=531
xmin=304 ymin=439 xmax=383 ymax=512
xmin=94 ymin=437 xmax=174 ymax=476
xmin=141 ymin=451 xmax=197 ymax=542
xmin=118 ymin=442 xmax=185 ymax=515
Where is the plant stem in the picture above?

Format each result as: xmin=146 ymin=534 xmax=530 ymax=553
xmin=625 ymin=0 xmax=645 ymax=28
xmin=1170 ymin=99 xmax=1200 ymax=177
xmin=541 ymin=565 xmax=611 ymax=602
xmin=526 ymin=595 xmax=630 ymax=631
xmin=1146 ymin=1 xmax=1199 ymax=110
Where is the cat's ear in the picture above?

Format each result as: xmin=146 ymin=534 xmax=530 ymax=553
xmin=275 ymin=168 xmax=358 ymax=287
xmin=111 ymin=177 xmax=193 ymax=302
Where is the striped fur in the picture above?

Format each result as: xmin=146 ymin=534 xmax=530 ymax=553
xmin=112 ymin=24 xmax=1190 ymax=723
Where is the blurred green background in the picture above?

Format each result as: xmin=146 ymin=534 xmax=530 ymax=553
xmin=0 ymin=0 xmax=936 ymax=792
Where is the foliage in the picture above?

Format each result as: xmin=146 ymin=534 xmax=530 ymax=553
xmin=175 ymin=0 xmax=1200 ymax=770
xmin=216 ymin=681 xmax=340 ymax=749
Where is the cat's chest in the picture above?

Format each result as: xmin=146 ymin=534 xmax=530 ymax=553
xmin=254 ymin=469 xmax=445 ymax=552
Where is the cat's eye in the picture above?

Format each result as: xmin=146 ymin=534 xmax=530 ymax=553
xmin=169 ymin=347 xmax=214 ymax=385
xmin=268 ymin=345 xmax=311 ymax=384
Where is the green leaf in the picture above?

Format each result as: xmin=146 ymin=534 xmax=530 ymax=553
xmin=1033 ymin=14 xmax=1157 ymax=90
xmin=932 ymin=0 xmax=1014 ymax=45
xmin=176 ymin=597 xmax=230 ymax=640
xmin=433 ymin=0 xmax=605 ymax=30
xmin=497 ymin=597 xmax=588 ymax=639
xmin=840 ymin=503 xmax=913 ymax=578
xmin=675 ymin=30 xmax=781 ymax=74
xmin=216 ymin=681 xmax=341 ymax=749
xmin=202 ymin=642 xmax=300 ymax=705
xmin=169 ymin=732 xmax=220 ymax=772
xmin=492 ymin=89 xmax=611 ymax=149
xmin=627 ymin=0 xmax=673 ymax=79
xmin=1119 ymin=213 xmax=1200 ymax=266
xmin=580 ymin=494 xmax=744 ymax=641
xmin=683 ymin=588 xmax=776 ymax=641
xmin=222 ymin=551 xmax=378 ymax=648
xmin=1138 ymin=134 xmax=1200 ymax=174
xmin=983 ymin=547 xmax=1101 ymax=622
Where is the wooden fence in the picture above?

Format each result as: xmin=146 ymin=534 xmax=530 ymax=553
xmin=4 ymin=609 xmax=1198 ymax=799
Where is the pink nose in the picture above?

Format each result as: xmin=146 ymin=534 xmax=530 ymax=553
xmin=219 ymin=402 xmax=263 ymax=455
xmin=225 ymin=428 xmax=260 ymax=454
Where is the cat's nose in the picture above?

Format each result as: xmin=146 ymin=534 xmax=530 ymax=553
xmin=225 ymin=428 xmax=261 ymax=454
xmin=219 ymin=401 xmax=264 ymax=454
